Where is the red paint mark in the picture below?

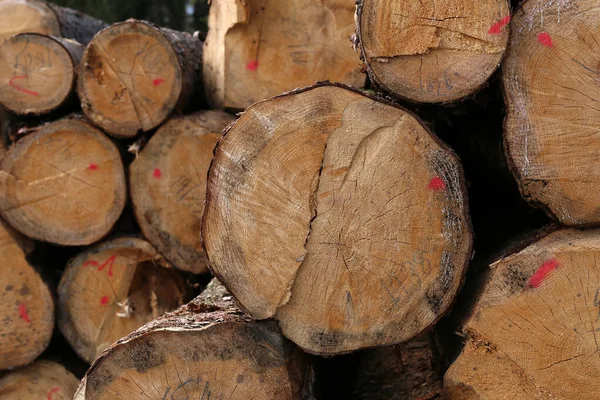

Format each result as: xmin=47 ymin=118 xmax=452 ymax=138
xmin=84 ymin=255 xmax=116 ymax=277
xmin=8 ymin=76 xmax=39 ymax=96
xmin=538 ymin=32 xmax=553 ymax=47
xmin=428 ymin=177 xmax=446 ymax=191
xmin=88 ymin=163 xmax=98 ymax=171
xmin=246 ymin=60 xmax=259 ymax=71
xmin=153 ymin=168 xmax=162 ymax=179
xmin=152 ymin=78 xmax=165 ymax=86
xmin=47 ymin=387 xmax=61 ymax=400
xmin=529 ymin=259 xmax=560 ymax=288
xmin=100 ymin=296 xmax=109 ymax=306
xmin=18 ymin=303 xmax=31 ymax=323
xmin=488 ymin=15 xmax=511 ymax=34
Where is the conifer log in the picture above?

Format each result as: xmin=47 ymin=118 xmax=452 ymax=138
xmin=0 ymin=33 xmax=83 ymax=115
xmin=130 ymin=111 xmax=234 ymax=275
xmin=0 ymin=117 xmax=126 ymax=245
xmin=202 ymin=83 xmax=473 ymax=355
xmin=58 ymin=237 xmax=190 ymax=364
xmin=504 ymin=0 xmax=600 ymax=226
xmin=445 ymin=229 xmax=600 ymax=399
xmin=0 ymin=360 xmax=79 ymax=399
xmin=0 ymin=219 xmax=53 ymax=370
xmin=355 ymin=0 xmax=510 ymax=103
xmin=203 ymin=0 xmax=364 ymax=110
xmin=74 ymin=279 xmax=314 ymax=400
xmin=78 ymin=20 xmax=203 ymax=138
xmin=0 ymin=0 xmax=107 ymax=44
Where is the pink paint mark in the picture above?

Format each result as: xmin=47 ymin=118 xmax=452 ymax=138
xmin=488 ymin=15 xmax=511 ymax=34
xmin=47 ymin=387 xmax=61 ymax=400
xmin=100 ymin=296 xmax=109 ymax=306
xmin=152 ymin=78 xmax=165 ymax=86
xmin=538 ymin=32 xmax=553 ymax=47
xmin=8 ymin=76 xmax=39 ymax=96
xmin=88 ymin=163 xmax=98 ymax=171
xmin=153 ymin=168 xmax=162 ymax=179
xmin=83 ymin=255 xmax=115 ymax=277
xmin=18 ymin=303 xmax=31 ymax=323
xmin=428 ymin=177 xmax=446 ymax=191
xmin=528 ymin=259 xmax=560 ymax=288
xmin=246 ymin=60 xmax=259 ymax=71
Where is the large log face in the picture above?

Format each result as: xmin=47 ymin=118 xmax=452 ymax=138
xmin=0 ymin=360 xmax=79 ymax=399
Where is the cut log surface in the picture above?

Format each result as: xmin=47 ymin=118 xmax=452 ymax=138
xmin=504 ymin=0 xmax=600 ymax=226
xmin=0 ymin=0 xmax=107 ymax=44
xmin=74 ymin=279 xmax=314 ymax=400
xmin=0 ymin=117 xmax=126 ymax=245
xmin=58 ymin=237 xmax=190 ymax=364
xmin=203 ymin=0 xmax=364 ymax=110
xmin=78 ymin=20 xmax=203 ymax=138
xmin=202 ymin=83 xmax=472 ymax=355
xmin=355 ymin=0 xmax=510 ymax=103
xmin=445 ymin=229 xmax=600 ymax=399
xmin=130 ymin=111 xmax=234 ymax=274
xmin=0 ymin=360 xmax=79 ymax=399
xmin=0 ymin=219 xmax=53 ymax=370
xmin=0 ymin=33 xmax=84 ymax=115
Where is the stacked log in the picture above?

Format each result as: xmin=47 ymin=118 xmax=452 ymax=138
xmin=0 ymin=360 xmax=79 ymax=399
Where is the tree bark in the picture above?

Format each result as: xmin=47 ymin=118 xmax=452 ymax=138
xmin=355 ymin=0 xmax=510 ymax=103
xmin=78 ymin=19 xmax=203 ymax=138
xmin=202 ymin=82 xmax=473 ymax=355
xmin=130 ymin=111 xmax=234 ymax=275
xmin=0 ymin=218 xmax=53 ymax=370
xmin=0 ymin=115 xmax=126 ymax=245
xmin=74 ymin=279 xmax=315 ymax=400
xmin=203 ymin=0 xmax=364 ymax=110
xmin=0 ymin=33 xmax=83 ymax=115
xmin=445 ymin=228 xmax=600 ymax=399
xmin=0 ymin=0 xmax=106 ymax=44
xmin=0 ymin=360 xmax=79 ymax=399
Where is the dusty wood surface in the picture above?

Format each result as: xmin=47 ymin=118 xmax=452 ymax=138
xmin=0 ymin=360 xmax=79 ymax=399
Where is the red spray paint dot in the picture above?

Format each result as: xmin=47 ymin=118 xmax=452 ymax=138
xmin=538 ymin=32 xmax=553 ymax=47
xmin=47 ymin=387 xmax=61 ymax=400
xmin=100 ymin=296 xmax=109 ymax=306
xmin=246 ymin=60 xmax=259 ymax=71
xmin=152 ymin=78 xmax=165 ymax=86
xmin=18 ymin=303 xmax=31 ymax=323
xmin=428 ymin=177 xmax=446 ymax=191
xmin=528 ymin=259 xmax=559 ymax=288
xmin=488 ymin=15 xmax=511 ymax=34
xmin=88 ymin=163 xmax=98 ymax=171
xmin=153 ymin=168 xmax=162 ymax=179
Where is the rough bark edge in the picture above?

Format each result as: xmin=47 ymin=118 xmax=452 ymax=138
xmin=45 ymin=1 xmax=107 ymax=45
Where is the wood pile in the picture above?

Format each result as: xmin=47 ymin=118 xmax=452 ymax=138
xmin=0 ymin=0 xmax=596 ymax=399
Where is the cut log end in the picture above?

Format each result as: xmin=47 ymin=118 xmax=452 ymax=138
xmin=0 ymin=360 xmax=79 ymax=399
xmin=356 ymin=0 xmax=510 ymax=103
xmin=0 ymin=0 xmax=60 ymax=43
xmin=0 ymin=33 xmax=83 ymax=115
xmin=130 ymin=111 xmax=235 ymax=274
xmin=203 ymin=83 xmax=472 ymax=355
xmin=58 ymin=237 xmax=190 ymax=364
xmin=0 ymin=117 xmax=126 ymax=245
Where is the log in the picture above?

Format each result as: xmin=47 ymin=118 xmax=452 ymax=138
xmin=203 ymin=0 xmax=364 ymax=110
xmin=504 ymin=0 xmax=600 ymax=226
xmin=0 ymin=0 xmax=107 ymax=44
xmin=445 ymin=228 xmax=600 ymax=399
xmin=0 ymin=33 xmax=84 ymax=115
xmin=202 ymin=82 xmax=473 ymax=355
xmin=0 ymin=218 xmax=53 ymax=370
xmin=0 ymin=116 xmax=126 ymax=245
xmin=0 ymin=360 xmax=79 ymax=399
xmin=355 ymin=0 xmax=510 ymax=103
xmin=74 ymin=279 xmax=315 ymax=400
xmin=57 ymin=237 xmax=191 ymax=364
xmin=78 ymin=20 xmax=203 ymax=138
xmin=130 ymin=111 xmax=234 ymax=275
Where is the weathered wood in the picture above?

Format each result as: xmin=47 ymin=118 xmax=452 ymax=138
xmin=203 ymin=0 xmax=364 ymax=110
xmin=355 ymin=0 xmax=510 ymax=103
xmin=504 ymin=0 xmax=600 ymax=226
xmin=202 ymin=82 xmax=472 ymax=355
xmin=0 ymin=116 xmax=126 ymax=245
xmin=445 ymin=228 xmax=600 ymax=399
xmin=0 ymin=360 xmax=79 ymax=399
xmin=74 ymin=279 xmax=315 ymax=400
xmin=58 ymin=237 xmax=191 ymax=364
xmin=0 ymin=33 xmax=83 ymax=115
xmin=78 ymin=20 xmax=203 ymax=138
xmin=130 ymin=111 xmax=234 ymax=274
xmin=0 ymin=218 xmax=53 ymax=370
